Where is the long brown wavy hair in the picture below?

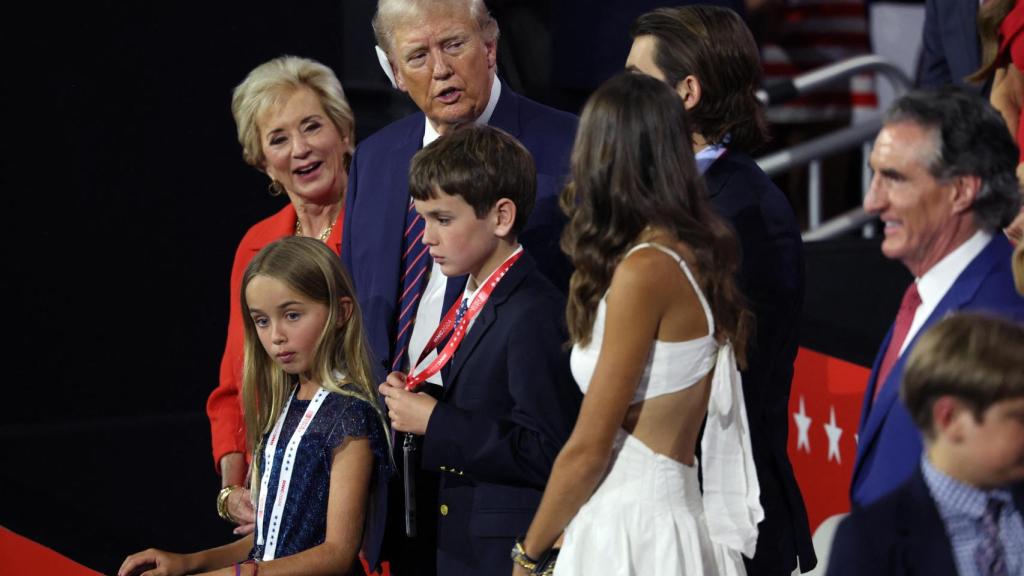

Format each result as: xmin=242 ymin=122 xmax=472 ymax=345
xmin=562 ymin=73 xmax=750 ymax=365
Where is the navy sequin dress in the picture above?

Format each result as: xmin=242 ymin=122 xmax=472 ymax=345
xmin=250 ymin=386 xmax=390 ymax=562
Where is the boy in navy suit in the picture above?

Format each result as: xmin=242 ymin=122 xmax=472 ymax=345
xmin=379 ymin=125 xmax=581 ymax=576
xmin=827 ymin=313 xmax=1024 ymax=576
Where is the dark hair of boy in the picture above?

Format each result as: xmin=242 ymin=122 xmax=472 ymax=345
xmin=901 ymin=312 xmax=1024 ymax=440
xmin=409 ymin=124 xmax=537 ymax=235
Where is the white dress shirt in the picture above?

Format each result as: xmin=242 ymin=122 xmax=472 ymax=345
xmin=900 ymin=230 xmax=992 ymax=355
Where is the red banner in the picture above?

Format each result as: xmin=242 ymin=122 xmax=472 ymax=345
xmin=788 ymin=347 xmax=870 ymax=532
xmin=0 ymin=527 xmax=102 ymax=575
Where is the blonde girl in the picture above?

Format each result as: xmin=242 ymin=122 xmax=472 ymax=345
xmin=120 ymin=236 xmax=390 ymax=576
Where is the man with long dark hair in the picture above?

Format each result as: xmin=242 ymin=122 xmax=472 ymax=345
xmin=627 ymin=6 xmax=815 ymax=575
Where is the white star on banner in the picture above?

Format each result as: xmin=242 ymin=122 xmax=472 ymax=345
xmin=794 ymin=396 xmax=812 ymax=453
xmin=825 ymin=406 xmax=843 ymax=464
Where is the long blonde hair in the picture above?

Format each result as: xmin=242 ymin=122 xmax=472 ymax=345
xmin=239 ymin=236 xmax=389 ymax=501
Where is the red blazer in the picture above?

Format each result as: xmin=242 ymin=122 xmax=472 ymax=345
xmin=999 ymin=1 xmax=1024 ymax=161
xmin=206 ymin=203 xmax=343 ymax=469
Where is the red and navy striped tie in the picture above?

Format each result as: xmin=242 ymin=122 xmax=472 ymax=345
xmin=392 ymin=198 xmax=430 ymax=372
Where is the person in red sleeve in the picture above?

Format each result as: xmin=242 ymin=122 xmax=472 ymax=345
xmin=208 ymin=55 xmax=355 ymax=534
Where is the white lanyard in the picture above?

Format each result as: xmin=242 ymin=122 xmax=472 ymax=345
xmin=255 ymin=387 xmax=328 ymax=560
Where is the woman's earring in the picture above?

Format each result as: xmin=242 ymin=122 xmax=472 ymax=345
xmin=268 ymin=180 xmax=284 ymax=196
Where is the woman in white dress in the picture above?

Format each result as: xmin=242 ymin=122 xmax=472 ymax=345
xmin=512 ymin=73 xmax=763 ymax=576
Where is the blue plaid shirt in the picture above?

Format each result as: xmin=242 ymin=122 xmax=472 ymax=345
xmin=921 ymin=457 xmax=1024 ymax=576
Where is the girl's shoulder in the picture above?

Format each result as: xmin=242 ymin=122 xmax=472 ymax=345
xmin=320 ymin=388 xmax=389 ymax=456
xmin=614 ymin=241 xmax=696 ymax=294
xmin=321 ymin=387 xmax=380 ymax=424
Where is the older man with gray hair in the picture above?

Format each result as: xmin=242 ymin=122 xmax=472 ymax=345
xmin=852 ymin=87 xmax=1024 ymax=510
xmin=341 ymin=1 xmax=577 ymax=574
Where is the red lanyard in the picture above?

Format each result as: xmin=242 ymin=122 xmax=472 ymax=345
xmin=404 ymin=250 xmax=523 ymax=391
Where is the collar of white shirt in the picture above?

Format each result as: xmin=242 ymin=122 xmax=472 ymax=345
xmin=901 ymin=229 xmax=992 ymax=355
xmin=463 ymin=244 xmax=524 ymax=301
xmin=457 ymin=244 xmax=523 ymax=339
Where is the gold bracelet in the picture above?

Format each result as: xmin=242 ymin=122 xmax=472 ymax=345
xmin=510 ymin=538 xmax=538 ymax=572
xmin=217 ymin=485 xmax=240 ymax=523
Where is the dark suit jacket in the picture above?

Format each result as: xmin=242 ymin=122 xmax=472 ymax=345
xmin=919 ymin=0 xmax=983 ymax=92
xmin=419 ymin=251 xmax=581 ymax=575
xmin=705 ymin=150 xmax=816 ymax=574
xmin=341 ymin=86 xmax=576 ymax=575
xmin=341 ymin=85 xmax=577 ymax=378
xmin=852 ymin=235 xmax=1024 ymax=507
xmin=828 ymin=467 xmax=1024 ymax=576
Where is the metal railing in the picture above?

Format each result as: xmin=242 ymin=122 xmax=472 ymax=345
xmin=752 ymin=55 xmax=914 ymax=240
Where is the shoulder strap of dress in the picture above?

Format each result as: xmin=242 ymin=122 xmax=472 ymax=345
xmin=624 ymin=242 xmax=715 ymax=336
xmin=625 ymin=241 xmax=682 ymax=262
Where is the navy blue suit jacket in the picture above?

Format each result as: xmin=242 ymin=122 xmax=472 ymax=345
xmin=705 ymin=150 xmax=816 ymax=574
xmin=420 ymin=251 xmax=581 ymax=575
xmin=851 ymin=235 xmax=1024 ymax=507
xmin=828 ymin=467 xmax=1024 ymax=576
xmin=341 ymin=86 xmax=577 ymax=378
xmin=919 ymin=0 xmax=982 ymax=92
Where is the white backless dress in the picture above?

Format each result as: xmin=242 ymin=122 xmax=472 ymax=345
xmin=555 ymin=243 xmax=763 ymax=576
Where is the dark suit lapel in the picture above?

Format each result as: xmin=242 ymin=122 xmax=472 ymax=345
xmin=899 ymin=469 xmax=959 ymax=576
xmin=442 ymin=252 xmax=534 ymax=397
xmin=851 ymin=326 xmax=894 ymax=487
xmin=442 ymin=301 xmax=496 ymax=398
xmin=1013 ymin=482 xmax=1024 ymax=514
xmin=438 ymin=275 xmax=469 ymax=383
xmin=855 ymin=237 xmax=1004 ymax=487
xmin=387 ymin=119 xmax=425 ymax=234
xmin=701 ymin=149 xmax=731 ymax=200
xmin=365 ymin=115 xmax=424 ymax=301
xmin=354 ymin=117 xmax=425 ymax=371
xmin=935 ymin=235 xmax=1007 ymax=313
xmin=858 ymin=287 xmax=971 ymax=466
xmin=487 ymin=82 xmax=522 ymax=139
xmin=859 ymin=325 xmax=916 ymax=450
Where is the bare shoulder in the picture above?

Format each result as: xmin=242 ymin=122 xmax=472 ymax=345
xmin=609 ymin=245 xmax=689 ymax=305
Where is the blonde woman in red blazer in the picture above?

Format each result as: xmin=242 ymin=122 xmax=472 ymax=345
xmin=207 ymin=55 xmax=354 ymax=534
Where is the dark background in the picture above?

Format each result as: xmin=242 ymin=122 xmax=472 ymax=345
xmin=0 ymin=2 xmax=904 ymax=573
xmin=1 ymin=2 xmax=404 ymax=572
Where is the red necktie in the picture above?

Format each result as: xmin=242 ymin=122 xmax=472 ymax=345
xmin=873 ymin=283 xmax=922 ymax=402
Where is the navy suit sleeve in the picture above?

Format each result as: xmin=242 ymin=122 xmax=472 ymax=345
xmin=826 ymin=514 xmax=882 ymax=576
xmin=420 ymin=300 xmax=580 ymax=490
